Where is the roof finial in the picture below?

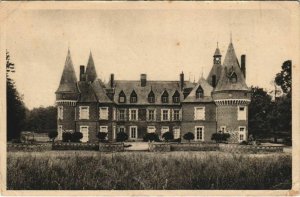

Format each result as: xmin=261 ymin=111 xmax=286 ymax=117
xmin=217 ymin=41 xmax=219 ymax=48
xmin=201 ymin=67 xmax=204 ymax=78
xmin=230 ymin=31 xmax=232 ymax=43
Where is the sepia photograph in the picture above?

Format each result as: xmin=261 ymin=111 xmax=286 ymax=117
xmin=1 ymin=1 xmax=299 ymax=195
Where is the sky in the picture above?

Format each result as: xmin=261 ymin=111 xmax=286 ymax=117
xmin=4 ymin=3 xmax=298 ymax=109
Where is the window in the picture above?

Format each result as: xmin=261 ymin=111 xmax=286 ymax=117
xmin=130 ymin=90 xmax=138 ymax=103
xmin=173 ymin=127 xmax=180 ymax=139
xmin=129 ymin=109 xmax=138 ymax=121
xmin=148 ymin=90 xmax=155 ymax=103
xmin=112 ymin=108 xmax=116 ymax=120
xmin=196 ymin=86 xmax=204 ymax=99
xmin=100 ymin=126 xmax=108 ymax=133
xmin=161 ymin=109 xmax=170 ymax=121
xmin=79 ymin=106 xmax=89 ymax=120
xmin=113 ymin=126 xmax=116 ymax=140
xmin=119 ymin=90 xmax=126 ymax=103
xmin=130 ymin=126 xmax=138 ymax=139
xmin=161 ymin=90 xmax=169 ymax=103
xmin=147 ymin=126 xmax=156 ymax=133
xmin=173 ymin=109 xmax=180 ymax=121
xmin=119 ymin=109 xmax=126 ymax=121
xmin=237 ymin=106 xmax=247 ymax=120
xmin=220 ymin=126 xmax=227 ymax=133
xmin=172 ymin=90 xmax=180 ymax=103
xmin=57 ymin=125 xmax=63 ymax=140
xmin=80 ymin=126 xmax=89 ymax=142
xmin=119 ymin=126 xmax=125 ymax=133
xmin=161 ymin=126 xmax=169 ymax=136
xmin=239 ymin=126 xmax=246 ymax=142
xmin=194 ymin=107 xmax=205 ymax=120
xmin=147 ymin=109 xmax=156 ymax=121
xmin=99 ymin=107 xmax=109 ymax=120
xmin=58 ymin=106 xmax=63 ymax=120
xmin=195 ymin=126 xmax=204 ymax=141
xmin=230 ymin=72 xmax=237 ymax=83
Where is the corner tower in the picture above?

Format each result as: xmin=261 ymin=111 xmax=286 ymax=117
xmin=212 ymin=41 xmax=251 ymax=143
xmin=55 ymin=49 xmax=79 ymax=140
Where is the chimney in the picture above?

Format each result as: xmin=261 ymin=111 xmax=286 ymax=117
xmin=141 ymin=74 xmax=147 ymax=87
xmin=180 ymin=72 xmax=184 ymax=90
xmin=110 ymin=73 xmax=114 ymax=88
xmin=80 ymin=65 xmax=85 ymax=81
xmin=241 ymin=55 xmax=246 ymax=79
xmin=212 ymin=75 xmax=216 ymax=88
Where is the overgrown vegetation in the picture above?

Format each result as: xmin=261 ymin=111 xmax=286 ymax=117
xmin=7 ymin=151 xmax=291 ymax=190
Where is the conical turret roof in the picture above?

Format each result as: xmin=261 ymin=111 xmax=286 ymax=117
xmin=85 ymin=52 xmax=98 ymax=82
xmin=214 ymin=47 xmax=221 ymax=56
xmin=56 ymin=49 xmax=78 ymax=93
xmin=214 ymin=42 xmax=249 ymax=91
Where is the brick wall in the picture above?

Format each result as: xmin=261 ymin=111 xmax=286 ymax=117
xmin=57 ymin=104 xmax=76 ymax=131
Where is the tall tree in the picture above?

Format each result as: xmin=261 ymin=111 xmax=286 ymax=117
xmin=6 ymin=50 xmax=26 ymax=141
xmin=275 ymin=60 xmax=291 ymax=97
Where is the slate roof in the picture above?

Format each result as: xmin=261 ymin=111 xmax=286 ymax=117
xmin=85 ymin=52 xmax=98 ymax=82
xmin=111 ymin=80 xmax=194 ymax=105
xmin=56 ymin=49 xmax=79 ymax=93
xmin=214 ymin=42 xmax=249 ymax=92
xmin=91 ymin=80 xmax=112 ymax=103
xmin=77 ymin=80 xmax=112 ymax=103
xmin=214 ymin=47 xmax=221 ymax=56
xmin=182 ymin=77 xmax=214 ymax=103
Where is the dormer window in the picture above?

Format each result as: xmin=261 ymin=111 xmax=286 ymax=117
xmin=161 ymin=90 xmax=169 ymax=103
xmin=148 ymin=90 xmax=155 ymax=103
xmin=130 ymin=90 xmax=137 ymax=103
xmin=119 ymin=90 xmax=126 ymax=103
xmin=196 ymin=86 xmax=204 ymax=99
xmin=172 ymin=90 xmax=180 ymax=103
xmin=230 ymin=72 xmax=237 ymax=83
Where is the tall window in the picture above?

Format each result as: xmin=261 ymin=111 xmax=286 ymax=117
xmin=239 ymin=126 xmax=246 ymax=142
xmin=130 ymin=90 xmax=138 ymax=103
xmin=173 ymin=109 xmax=180 ymax=121
xmin=148 ymin=90 xmax=155 ymax=103
xmin=147 ymin=109 xmax=156 ymax=121
xmin=196 ymin=86 xmax=204 ymax=99
xmin=237 ymin=106 xmax=247 ymax=120
xmin=195 ymin=126 xmax=204 ymax=141
xmin=80 ymin=126 xmax=89 ymax=142
xmin=172 ymin=90 xmax=180 ymax=103
xmin=161 ymin=90 xmax=169 ymax=103
xmin=57 ymin=125 xmax=63 ymax=140
xmin=161 ymin=109 xmax=170 ymax=121
xmin=119 ymin=126 xmax=125 ymax=133
xmin=57 ymin=106 xmax=63 ymax=120
xmin=119 ymin=90 xmax=126 ymax=103
xmin=79 ymin=106 xmax=89 ymax=120
xmin=129 ymin=109 xmax=138 ymax=121
xmin=130 ymin=126 xmax=138 ymax=139
xmin=173 ymin=127 xmax=180 ymax=139
xmin=99 ymin=107 xmax=109 ymax=120
xmin=194 ymin=107 xmax=205 ymax=120
xmin=119 ymin=109 xmax=126 ymax=121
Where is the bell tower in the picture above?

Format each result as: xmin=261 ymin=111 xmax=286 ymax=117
xmin=207 ymin=42 xmax=223 ymax=88
xmin=213 ymin=42 xmax=222 ymax=65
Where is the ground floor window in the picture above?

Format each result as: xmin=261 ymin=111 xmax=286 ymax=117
xmin=147 ymin=126 xmax=156 ymax=133
xmin=57 ymin=125 xmax=62 ymax=140
xmin=220 ymin=126 xmax=226 ymax=133
xmin=80 ymin=126 xmax=89 ymax=142
xmin=239 ymin=126 xmax=246 ymax=142
xmin=161 ymin=126 xmax=169 ymax=136
xmin=100 ymin=126 xmax=108 ymax=133
xmin=195 ymin=126 xmax=204 ymax=141
xmin=173 ymin=127 xmax=180 ymax=139
xmin=130 ymin=126 xmax=138 ymax=139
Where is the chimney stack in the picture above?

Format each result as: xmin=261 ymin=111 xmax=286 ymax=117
xmin=110 ymin=73 xmax=114 ymax=88
xmin=212 ymin=75 xmax=216 ymax=88
xmin=241 ymin=55 xmax=246 ymax=79
xmin=80 ymin=65 xmax=85 ymax=81
xmin=180 ymin=72 xmax=184 ymax=90
xmin=140 ymin=74 xmax=147 ymax=87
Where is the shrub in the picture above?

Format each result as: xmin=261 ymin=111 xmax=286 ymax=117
xmin=183 ymin=132 xmax=194 ymax=142
xmin=97 ymin=132 xmax=108 ymax=142
xmin=143 ymin=133 xmax=160 ymax=142
xmin=48 ymin=131 xmax=58 ymax=143
xmin=11 ymin=138 xmax=22 ymax=144
xmin=162 ymin=131 xmax=174 ymax=142
xmin=211 ymin=133 xmax=230 ymax=143
xmin=62 ymin=132 xmax=72 ymax=142
xmin=71 ymin=132 xmax=83 ymax=142
xmin=116 ymin=132 xmax=128 ymax=142
xmin=240 ymin=141 xmax=248 ymax=145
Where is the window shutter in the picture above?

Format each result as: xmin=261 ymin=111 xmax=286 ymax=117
xmin=171 ymin=109 xmax=174 ymax=121
xmin=154 ymin=109 xmax=156 ymax=121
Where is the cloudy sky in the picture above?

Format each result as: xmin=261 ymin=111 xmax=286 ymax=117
xmin=4 ymin=2 xmax=298 ymax=109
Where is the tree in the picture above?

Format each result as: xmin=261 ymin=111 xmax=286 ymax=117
xmin=275 ymin=60 xmax=291 ymax=97
xmin=143 ymin=133 xmax=160 ymax=142
xmin=71 ymin=132 xmax=83 ymax=142
xmin=97 ymin=132 xmax=108 ymax=142
xmin=162 ymin=131 xmax=174 ymax=142
xmin=48 ymin=131 xmax=58 ymax=143
xmin=116 ymin=132 xmax=128 ymax=142
xmin=183 ymin=132 xmax=194 ymax=142
xmin=6 ymin=50 xmax=26 ymax=141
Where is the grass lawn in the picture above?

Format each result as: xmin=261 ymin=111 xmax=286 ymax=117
xmin=7 ymin=151 xmax=291 ymax=190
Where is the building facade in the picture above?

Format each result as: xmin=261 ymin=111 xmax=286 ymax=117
xmin=55 ymin=41 xmax=251 ymax=143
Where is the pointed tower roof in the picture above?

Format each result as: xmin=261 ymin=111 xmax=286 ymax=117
xmin=85 ymin=51 xmax=98 ymax=82
xmin=183 ymin=76 xmax=213 ymax=103
xmin=214 ymin=42 xmax=249 ymax=91
xmin=214 ymin=43 xmax=221 ymax=56
xmin=56 ymin=49 xmax=78 ymax=93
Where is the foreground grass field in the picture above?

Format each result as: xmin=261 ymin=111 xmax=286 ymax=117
xmin=7 ymin=151 xmax=291 ymax=190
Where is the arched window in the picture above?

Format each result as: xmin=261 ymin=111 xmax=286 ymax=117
xmin=130 ymin=90 xmax=137 ymax=103
xmin=172 ymin=90 xmax=180 ymax=103
xmin=148 ymin=90 xmax=155 ymax=103
xmin=196 ymin=86 xmax=204 ymax=99
xmin=161 ymin=90 xmax=169 ymax=103
xmin=119 ymin=90 xmax=126 ymax=103
xmin=230 ymin=72 xmax=237 ymax=83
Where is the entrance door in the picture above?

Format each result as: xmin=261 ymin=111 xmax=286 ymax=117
xmin=80 ymin=126 xmax=89 ymax=142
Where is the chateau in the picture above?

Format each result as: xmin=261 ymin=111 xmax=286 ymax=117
xmin=55 ymin=41 xmax=251 ymax=143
